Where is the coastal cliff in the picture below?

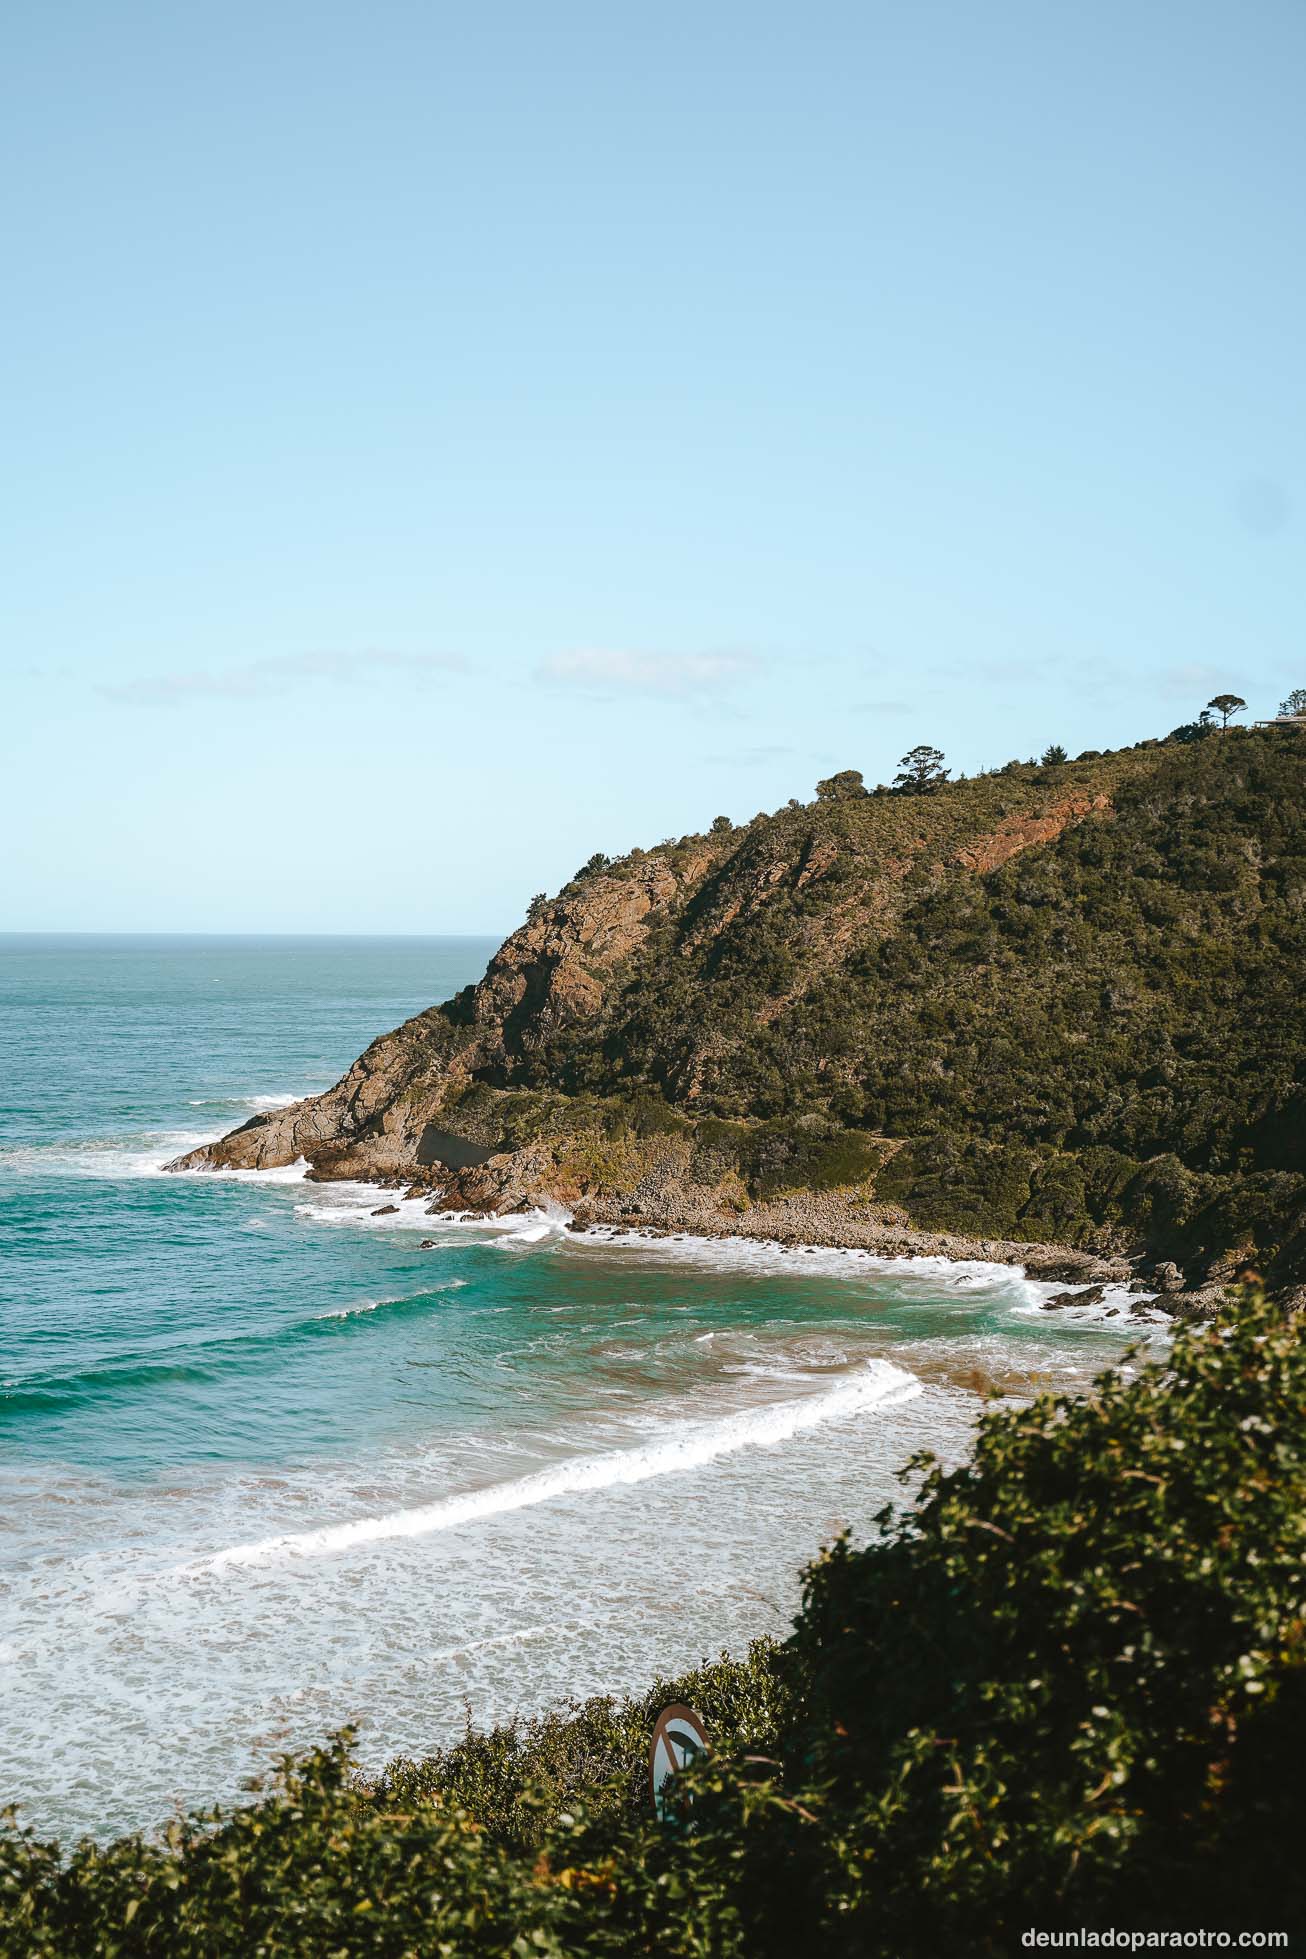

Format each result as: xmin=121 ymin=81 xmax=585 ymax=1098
xmin=171 ymin=729 xmax=1306 ymax=1297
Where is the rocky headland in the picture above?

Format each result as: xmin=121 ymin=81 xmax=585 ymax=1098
xmin=170 ymin=729 xmax=1306 ymax=1311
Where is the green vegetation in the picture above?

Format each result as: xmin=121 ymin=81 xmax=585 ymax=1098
xmin=475 ymin=729 xmax=1305 ymax=1286
xmin=6 ymin=1288 xmax=1302 ymax=1952
xmin=892 ymin=742 xmax=949 ymax=793
xmin=1166 ymin=710 xmax=1218 ymax=743
xmin=1208 ymin=692 xmax=1246 ymax=730
xmin=369 ymin=1642 xmax=791 ymax=1853
xmin=814 ymin=768 xmax=867 ymax=801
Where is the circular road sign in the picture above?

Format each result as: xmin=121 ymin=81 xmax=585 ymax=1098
xmin=649 ymin=1703 xmax=710 ymax=1821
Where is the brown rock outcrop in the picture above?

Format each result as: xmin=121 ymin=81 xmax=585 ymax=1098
xmin=953 ymin=794 xmax=1110 ymax=875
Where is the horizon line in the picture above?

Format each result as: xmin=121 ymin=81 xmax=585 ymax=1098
xmin=0 ymin=928 xmax=508 ymax=941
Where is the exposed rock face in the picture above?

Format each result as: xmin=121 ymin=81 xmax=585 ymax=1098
xmin=170 ymin=1007 xmax=466 ymax=1177
xmin=953 ymin=793 xmax=1111 ymax=875
xmin=468 ymin=852 xmax=710 ymax=1071
xmin=1041 ymin=1285 xmax=1107 ymax=1311
xmin=170 ymin=846 xmax=722 ymax=1179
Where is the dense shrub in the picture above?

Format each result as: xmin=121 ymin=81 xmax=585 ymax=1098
xmin=370 ymin=1641 xmax=791 ymax=1850
xmin=814 ymin=769 xmax=867 ymax=801
xmin=738 ymin=1283 xmax=1306 ymax=1950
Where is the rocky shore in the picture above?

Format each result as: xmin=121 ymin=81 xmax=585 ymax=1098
xmin=168 ymin=1083 xmax=1236 ymax=1318
xmin=560 ymin=1191 xmax=1133 ymax=1287
xmin=171 ymin=1122 xmax=1229 ymax=1312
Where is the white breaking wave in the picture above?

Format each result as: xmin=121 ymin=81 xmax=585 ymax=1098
xmin=0 ymin=1130 xmax=220 ymax=1179
xmin=318 ymin=1280 xmax=468 ymax=1320
xmin=574 ymin=1223 xmax=1029 ymax=1289
xmin=0 ymin=1130 xmax=316 ymax=1183
xmin=292 ymin=1187 xmax=572 ymax=1244
xmin=2 ymin=1088 xmax=315 ymax=1182
xmin=1014 ymin=1280 xmax=1167 ymax=1328
xmin=192 ymin=1358 xmax=921 ymax=1572
xmin=570 ymin=1225 xmax=1167 ymax=1332
xmin=192 ymin=1155 xmax=315 ymax=1185
xmin=186 ymin=1092 xmax=303 ymax=1113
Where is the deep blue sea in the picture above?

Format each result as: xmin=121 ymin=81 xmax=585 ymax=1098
xmin=0 ymin=935 xmax=1163 ymax=1842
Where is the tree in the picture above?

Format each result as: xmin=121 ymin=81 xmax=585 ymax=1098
xmin=815 ymin=769 xmax=868 ymax=802
xmin=1207 ymin=693 xmax=1246 ymax=730
xmin=574 ymin=851 xmax=612 ymax=879
xmin=1168 ymin=711 xmax=1217 ymax=745
xmin=1279 ymin=687 xmax=1306 ymax=718
xmin=1041 ymin=743 xmax=1068 ymax=765
xmin=893 ymin=745 xmax=949 ymax=795
xmin=526 ymin=892 xmax=549 ymax=922
xmin=710 ymin=814 xmax=734 ymax=834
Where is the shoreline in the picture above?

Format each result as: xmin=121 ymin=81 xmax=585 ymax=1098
xmin=166 ymin=1135 xmax=1177 ymax=1322
xmin=558 ymin=1191 xmax=1133 ymax=1286
xmin=289 ymin=1160 xmax=1129 ymax=1284
xmin=407 ymin=1172 xmax=1189 ymax=1306
xmin=172 ymin=1130 xmax=1129 ymax=1284
xmin=181 ymin=1139 xmax=1137 ymax=1288
xmin=285 ymin=1159 xmax=1182 ymax=1315
xmin=166 ymin=1128 xmax=1219 ymax=1314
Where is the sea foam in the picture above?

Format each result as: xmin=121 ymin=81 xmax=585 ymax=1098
xmin=568 ymin=1226 xmax=1163 ymax=1331
xmin=191 ymin=1357 xmax=921 ymax=1572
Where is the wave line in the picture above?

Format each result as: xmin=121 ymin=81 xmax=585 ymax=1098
xmin=191 ymin=1359 xmax=921 ymax=1572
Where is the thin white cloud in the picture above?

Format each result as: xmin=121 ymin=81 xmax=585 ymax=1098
xmin=536 ymin=648 xmax=762 ymax=698
xmin=97 ymin=650 xmax=467 ymax=705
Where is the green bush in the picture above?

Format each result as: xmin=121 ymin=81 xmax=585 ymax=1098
xmin=722 ymin=1283 xmax=1306 ymax=1950
xmin=370 ymin=1641 xmax=791 ymax=1851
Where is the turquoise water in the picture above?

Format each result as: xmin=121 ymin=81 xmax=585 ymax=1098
xmin=0 ymin=936 xmax=1162 ymax=1842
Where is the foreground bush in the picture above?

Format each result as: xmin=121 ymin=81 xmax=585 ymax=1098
xmin=367 ymin=1640 xmax=791 ymax=1852
xmin=3 ymin=1289 xmax=1303 ymax=1955
xmin=733 ymin=1283 xmax=1306 ymax=1949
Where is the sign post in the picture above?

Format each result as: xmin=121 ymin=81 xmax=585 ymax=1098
xmin=649 ymin=1703 xmax=710 ymax=1823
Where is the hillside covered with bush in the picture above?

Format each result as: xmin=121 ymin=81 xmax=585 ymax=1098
xmin=174 ymin=724 xmax=1306 ymax=1295
xmin=6 ymin=1286 xmax=1302 ymax=1953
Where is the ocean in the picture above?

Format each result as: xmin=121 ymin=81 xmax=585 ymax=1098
xmin=0 ymin=935 xmax=1163 ymax=1843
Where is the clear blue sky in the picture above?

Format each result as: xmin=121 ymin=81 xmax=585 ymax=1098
xmin=3 ymin=0 xmax=1302 ymax=932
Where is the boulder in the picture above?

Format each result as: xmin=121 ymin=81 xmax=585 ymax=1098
xmin=1041 ymin=1284 xmax=1106 ymax=1311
